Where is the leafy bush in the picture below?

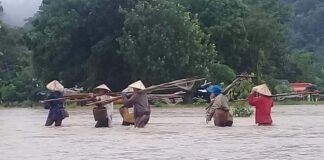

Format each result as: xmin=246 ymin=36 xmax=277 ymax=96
xmin=208 ymin=64 xmax=236 ymax=84
xmin=0 ymin=84 xmax=17 ymax=102
xmin=65 ymin=102 xmax=78 ymax=109
xmin=152 ymin=100 xmax=164 ymax=108
xmin=231 ymin=102 xmax=253 ymax=117
xmin=193 ymin=97 xmax=208 ymax=105
xmin=275 ymin=84 xmax=292 ymax=93
xmin=232 ymin=79 xmax=254 ymax=99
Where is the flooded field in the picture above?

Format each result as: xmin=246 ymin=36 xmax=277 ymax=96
xmin=1 ymin=105 xmax=324 ymax=160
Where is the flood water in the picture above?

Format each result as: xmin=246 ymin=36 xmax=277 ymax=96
xmin=1 ymin=105 xmax=324 ymax=160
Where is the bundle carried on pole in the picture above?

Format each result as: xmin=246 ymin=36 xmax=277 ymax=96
xmin=270 ymin=91 xmax=319 ymax=97
xmin=86 ymin=96 xmax=124 ymax=106
xmin=222 ymin=72 xmax=255 ymax=95
xmin=39 ymin=93 xmax=98 ymax=103
xmin=39 ymin=91 xmax=125 ymax=103
xmin=205 ymin=72 xmax=255 ymax=110
xmin=86 ymin=77 xmax=205 ymax=106
xmin=144 ymin=77 xmax=206 ymax=93
xmin=233 ymin=91 xmax=319 ymax=102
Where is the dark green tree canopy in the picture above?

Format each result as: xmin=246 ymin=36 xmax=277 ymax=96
xmin=118 ymin=0 xmax=218 ymax=85
xmin=29 ymin=0 xmax=136 ymax=90
xmin=2 ymin=0 xmax=324 ymax=103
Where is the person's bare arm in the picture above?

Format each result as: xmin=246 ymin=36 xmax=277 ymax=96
xmin=122 ymin=93 xmax=137 ymax=108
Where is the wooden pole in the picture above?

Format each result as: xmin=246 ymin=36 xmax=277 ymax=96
xmin=85 ymin=77 xmax=205 ymax=106
xmin=86 ymin=96 xmax=123 ymax=106
xmin=232 ymin=91 xmax=320 ymax=102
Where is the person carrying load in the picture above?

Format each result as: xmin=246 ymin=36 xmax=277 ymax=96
xmin=92 ymin=84 xmax=114 ymax=128
xmin=119 ymin=87 xmax=135 ymax=126
xmin=206 ymin=85 xmax=233 ymax=127
xmin=122 ymin=80 xmax=151 ymax=128
xmin=44 ymin=80 xmax=68 ymax=126
xmin=248 ymin=84 xmax=274 ymax=126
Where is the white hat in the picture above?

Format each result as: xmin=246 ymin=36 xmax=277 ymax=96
xmin=252 ymin=84 xmax=272 ymax=96
xmin=46 ymin=80 xmax=64 ymax=91
xmin=129 ymin=80 xmax=146 ymax=90
xmin=94 ymin=84 xmax=111 ymax=92
xmin=122 ymin=87 xmax=134 ymax=93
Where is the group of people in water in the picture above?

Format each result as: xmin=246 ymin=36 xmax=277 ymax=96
xmin=44 ymin=80 xmax=151 ymax=128
xmin=206 ymin=83 xmax=274 ymax=126
xmin=44 ymin=80 xmax=274 ymax=128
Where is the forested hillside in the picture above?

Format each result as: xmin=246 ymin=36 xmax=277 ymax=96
xmin=1 ymin=0 xmax=324 ymax=103
xmin=284 ymin=0 xmax=324 ymax=87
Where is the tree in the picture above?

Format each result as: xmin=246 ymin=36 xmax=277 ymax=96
xmin=28 ymin=0 xmax=136 ymax=90
xmin=0 ymin=21 xmax=39 ymax=103
xmin=288 ymin=51 xmax=316 ymax=82
xmin=282 ymin=0 xmax=324 ymax=86
xmin=284 ymin=0 xmax=324 ymax=53
xmin=242 ymin=0 xmax=294 ymax=82
xmin=118 ymin=0 xmax=218 ymax=85
xmin=177 ymin=0 xmax=248 ymax=73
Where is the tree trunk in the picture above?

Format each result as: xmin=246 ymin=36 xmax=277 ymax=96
xmin=183 ymin=90 xmax=194 ymax=104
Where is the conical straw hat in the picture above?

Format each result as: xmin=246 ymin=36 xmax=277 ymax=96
xmin=94 ymin=84 xmax=111 ymax=92
xmin=122 ymin=87 xmax=134 ymax=93
xmin=252 ymin=84 xmax=272 ymax=96
xmin=46 ymin=80 xmax=64 ymax=91
xmin=129 ymin=80 xmax=146 ymax=90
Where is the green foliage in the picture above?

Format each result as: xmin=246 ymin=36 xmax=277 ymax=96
xmin=283 ymin=0 xmax=324 ymax=90
xmin=231 ymin=102 xmax=253 ymax=117
xmin=3 ymin=0 xmax=324 ymax=104
xmin=288 ymin=51 xmax=316 ymax=82
xmin=275 ymin=84 xmax=292 ymax=94
xmin=28 ymin=0 xmax=135 ymax=90
xmin=0 ymin=21 xmax=41 ymax=103
xmin=152 ymin=100 xmax=164 ymax=108
xmin=208 ymin=64 xmax=236 ymax=84
xmin=193 ymin=97 xmax=208 ymax=105
xmin=118 ymin=0 xmax=217 ymax=84
xmin=285 ymin=0 xmax=324 ymax=53
xmin=0 ymin=84 xmax=16 ymax=101
xmin=232 ymin=79 xmax=254 ymax=99
xmin=179 ymin=0 xmax=295 ymax=82
xmin=177 ymin=0 xmax=248 ymax=72
xmin=65 ymin=102 xmax=78 ymax=109
xmin=243 ymin=0 xmax=292 ymax=80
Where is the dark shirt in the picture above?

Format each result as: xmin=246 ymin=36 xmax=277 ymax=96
xmin=122 ymin=92 xmax=150 ymax=117
xmin=46 ymin=91 xmax=65 ymax=120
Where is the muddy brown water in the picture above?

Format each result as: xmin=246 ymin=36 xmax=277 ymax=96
xmin=1 ymin=105 xmax=324 ymax=160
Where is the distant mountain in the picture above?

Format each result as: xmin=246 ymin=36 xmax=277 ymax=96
xmin=282 ymin=0 xmax=324 ymax=54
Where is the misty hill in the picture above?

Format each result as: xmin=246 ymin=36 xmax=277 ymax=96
xmin=283 ymin=0 xmax=324 ymax=55
xmin=0 ymin=0 xmax=42 ymax=26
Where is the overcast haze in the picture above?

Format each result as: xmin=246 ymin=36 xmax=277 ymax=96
xmin=1 ymin=0 xmax=42 ymax=26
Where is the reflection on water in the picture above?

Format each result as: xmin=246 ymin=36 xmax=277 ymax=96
xmin=1 ymin=105 xmax=324 ymax=160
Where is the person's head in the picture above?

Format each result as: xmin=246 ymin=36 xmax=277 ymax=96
xmin=252 ymin=84 xmax=272 ymax=97
xmin=129 ymin=80 xmax=146 ymax=92
xmin=207 ymin=85 xmax=222 ymax=100
xmin=209 ymin=93 xmax=216 ymax=100
xmin=46 ymin=80 xmax=64 ymax=93
xmin=94 ymin=84 xmax=111 ymax=94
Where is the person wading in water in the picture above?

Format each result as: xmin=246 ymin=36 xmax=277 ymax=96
xmin=206 ymin=85 xmax=233 ymax=127
xmin=92 ymin=84 xmax=114 ymax=128
xmin=119 ymin=87 xmax=135 ymax=126
xmin=45 ymin=80 xmax=68 ymax=127
xmin=248 ymin=84 xmax=274 ymax=126
xmin=122 ymin=80 xmax=150 ymax=128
